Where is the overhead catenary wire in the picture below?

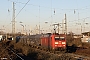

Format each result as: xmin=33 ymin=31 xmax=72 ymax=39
xmin=8 ymin=0 xmax=90 ymax=23
xmin=15 ymin=0 xmax=30 ymax=18
xmin=68 ymin=16 xmax=90 ymax=23
xmin=8 ymin=0 xmax=31 ymax=22
xmin=8 ymin=0 xmax=90 ymax=10
xmin=8 ymin=0 xmax=90 ymax=32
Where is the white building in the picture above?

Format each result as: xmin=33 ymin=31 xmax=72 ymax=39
xmin=81 ymin=32 xmax=90 ymax=43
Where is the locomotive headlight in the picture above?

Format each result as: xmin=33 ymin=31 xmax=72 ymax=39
xmin=63 ymin=45 xmax=65 ymax=46
xmin=62 ymin=42 xmax=65 ymax=44
xmin=55 ymin=42 xmax=58 ymax=44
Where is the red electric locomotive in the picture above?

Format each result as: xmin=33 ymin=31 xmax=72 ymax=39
xmin=41 ymin=33 xmax=66 ymax=50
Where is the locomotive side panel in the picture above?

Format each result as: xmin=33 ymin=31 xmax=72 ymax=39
xmin=51 ymin=35 xmax=55 ymax=49
xmin=41 ymin=34 xmax=51 ymax=49
xmin=41 ymin=37 xmax=49 ymax=49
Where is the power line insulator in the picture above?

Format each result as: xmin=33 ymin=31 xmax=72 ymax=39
xmin=54 ymin=9 xmax=55 ymax=15
xmin=74 ymin=9 xmax=75 ymax=14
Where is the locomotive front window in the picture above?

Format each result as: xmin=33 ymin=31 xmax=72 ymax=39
xmin=55 ymin=37 xmax=65 ymax=40
xmin=55 ymin=37 xmax=60 ymax=40
xmin=60 ymin=37 xmax=65 ymax=40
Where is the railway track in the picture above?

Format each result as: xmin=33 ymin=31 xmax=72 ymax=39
xmin=1 ymin=40 xmax=90 ymax=60
xmin=29 ymin=44 xmax=90 ymax=60
xmin=7 ymin=48 xmax=24 ymax=60
xmin=0 ymin=41 xmax=24 ymax=60
xmin=68 ymin=53 xmax=90 ymax=60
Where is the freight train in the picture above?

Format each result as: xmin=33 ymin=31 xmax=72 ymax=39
xmin=17 ymin=33 xmax=66 ymax=51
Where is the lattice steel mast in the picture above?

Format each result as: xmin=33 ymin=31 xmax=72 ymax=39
xmin=65 ymin=14 xmax=67 ymax=35
xmin=12 ymin=2 xmax=15 ymax=34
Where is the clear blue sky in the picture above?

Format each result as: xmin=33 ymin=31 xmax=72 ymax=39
xmin=0 ymin=0 xmax=90 ymax=34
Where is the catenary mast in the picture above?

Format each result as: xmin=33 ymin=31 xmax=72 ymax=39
xmin=12 ymin=2 xmax=15 ymax=34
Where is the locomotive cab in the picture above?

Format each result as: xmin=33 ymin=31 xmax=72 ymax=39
xmin=41 ymin=33 xmax=66 ymax=51
xmin=51 ymin=34 xmax=66 ymax=50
